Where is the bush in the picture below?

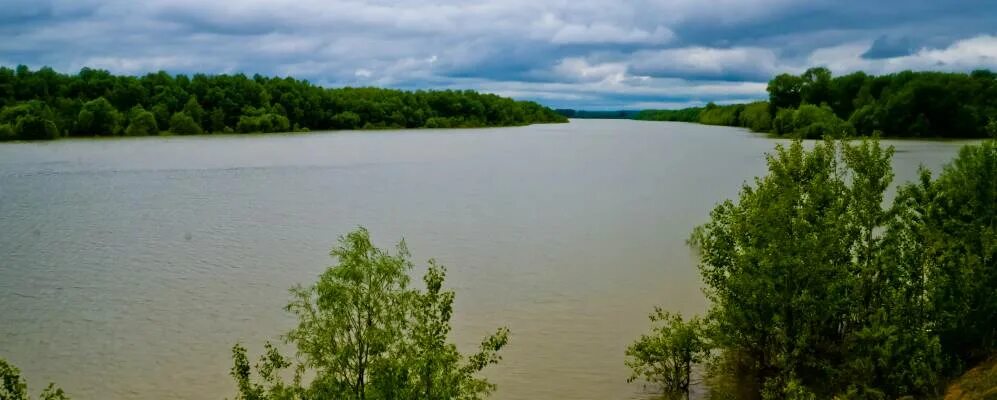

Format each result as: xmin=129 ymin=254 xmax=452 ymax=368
xmin=738 ymin=102 xmax=773 ymax=132
xmin=169 ymin=112 xmax=203 ymax=135
xmin=772 ymin=108 xmax=795 ymax=135
xmin=75 ymin=97 xmax=122 ymax=136
xmin=0 ymin=123 xmax=15 ymax=141
xmin=124 ymin=106 xmax=159 ymax=136
xmin=626 ymin=309 xmax=709 ymax=398
xmin=330 ymin=111 xmax=361 ymax=130
xmin=236 ymin=113 xmax=290 ymax=133
xmin=15 ymin=115 xmax=60 ymax=140
xmin=699 ymin=103 xmax=742 ymax=126
xmin=770 ymin=104 xmax=855 ymax=138
xmin=0 ymin=101 xmax=61 ymax=140
xmin=424 ymin=116 xmax=456 ymax=128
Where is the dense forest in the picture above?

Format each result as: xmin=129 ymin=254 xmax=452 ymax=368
xmin=633 ymin=68 xmax=997 ymax=138
xmin=0 ymin=65 xmax=566 ymax=141
xmin=554 ymin=109 xmax=640 ymax=119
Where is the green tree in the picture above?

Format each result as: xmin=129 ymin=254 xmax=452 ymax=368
xmin=800 ymin=67 xmax=832 ymax=106
xmin=689 ymin=139 xmax=945 ymax=398
xmin=331 ymin=111 xmax=362 ymax=130
xmin=75 ymin=97 xmax=122 ymax=136
xmin=894 ymin=140 xmax=997 ymax=366
xmin=767 ymin=74 xmax=804 ymax=113
xmin=208 ymin=108 xmax=227 ymax=133
xmin=124 ymin=105 xmax=159 ymax=136
xmin=169 ymin=111 xmax=203 ymax=135
xmin=0 ymin=358 xmax=70 ymax=400
xmin=14 ymin=114 xmax=59 ymax=140
xmin=0 ymin=65 xmax=566 ymax=141
xmin=232 ymin=227 xmax=510 ymax=400
xmin=403 ymin=261 xmax=509 ymax=400
xmin=626 ymin=309 xmax=709 ymax=399
xmin=0 ymin=101 xmax=61 ymax=140
xmin=150 ymin=103 xmax=171 ymax=129
xmin=286 ymin=228 xmax=412 ymax=399
xmin=183 ymin=96 xmax=205 ymax=128
xmin=738 ymin=102 xmax=773 ymax=132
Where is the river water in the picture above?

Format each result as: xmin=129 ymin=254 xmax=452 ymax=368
xmin=0 ymin=119 xmax=972 ymax=399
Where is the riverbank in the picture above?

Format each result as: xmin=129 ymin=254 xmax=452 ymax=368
xmin=944 ymin=357 xmax=997 ymax=399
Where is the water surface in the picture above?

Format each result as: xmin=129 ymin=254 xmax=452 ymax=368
xmin=0 ymin=120 xmax=971 ymax=399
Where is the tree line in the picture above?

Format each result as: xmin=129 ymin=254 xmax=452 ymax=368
xmin=627 ymin=136 xmax=996 ymax=399
xmin=553 ymin=109 xmax=640 ymax=119
xmin=633 ymin=68 xmax=997 ymax=138
xmin=0 ymin=65 xmax=566 ymax=141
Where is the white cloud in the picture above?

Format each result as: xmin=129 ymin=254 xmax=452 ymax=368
xmin=530 ymin=13 xmax=675 ymax=45
xmin=551 ymin=58 xmax=629 ymax=83
xmin=630 ymin=46 xmax=788 ymax=79
xmin=808 ymin=35 xmax=997 ymax=75
xmin=2 ymin=0 xmax=996 ymax=108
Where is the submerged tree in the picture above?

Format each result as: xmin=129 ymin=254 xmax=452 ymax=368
xmin=626 ymin=309 xmax=709 ymax=399
xmin=232 ymin=227 xmax=509 ymax=400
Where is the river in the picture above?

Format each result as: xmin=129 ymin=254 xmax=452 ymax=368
xmin=0 ymin=119 xmax=973 ymax=399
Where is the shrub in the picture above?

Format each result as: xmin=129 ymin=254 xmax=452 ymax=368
xmin=169 ymin=112 xmax=203 ymax=135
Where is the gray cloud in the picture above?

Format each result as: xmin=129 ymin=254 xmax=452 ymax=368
xmin=1 ymin=0 xmax=996 ymax=109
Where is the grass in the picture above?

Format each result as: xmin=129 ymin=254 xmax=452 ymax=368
xmin=944 ymin=356 xmax=997 ymax=400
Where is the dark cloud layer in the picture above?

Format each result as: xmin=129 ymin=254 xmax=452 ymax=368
xmin=1 ymin=0 xmax=996 ymax=109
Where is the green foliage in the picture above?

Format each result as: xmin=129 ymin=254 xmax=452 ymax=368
xmin=800 ymin=67 xmax=832 ymax=106
xmin=0 ymin=65 xmax=566 ymax=140
xmin=330 ymin=111 xmax=361 ymax=129
xmin=686 ymin=138 xmax=997 ymax=399
xmin=770 ymin=104 xmax=854 ymax=139
xmin=892 ymin=140 xmax=996 ymax=365
xmin=151 ymin=103 xmax=170 ymax=129
xmin=232 ymin=227 xmax=510 ymax=400
xmin=182 ymin=96 xmax=205 ymax=128
xmin=124 ymin=105 xmax=159 ymax=136
xmin=556 ymin=109 xmax=642 ymax=119
xmin=0 ymin=358 xmax=70 ymax=400
xmin=424 ymin=117 xmax=456 ymax=129
xmin=699 ymin=103 xmax=742 ymax=126
xmin=634 ymin=108 xmax=700 ymax=122
xmin=770 ymin=68 xmax=997 ymax=138
xmin=637 ymin=68 xmax=995 ymax=138
xmin=169 ymin=111 xmax=203 ymax=135
xmin=766 ymin=74 xmax=804 ymax=112
xmin=75 ymin=97 xmax=122 ymax=135
xmin=626 ymin=309 xmax=709 ymax=398
xmin=15 ymin=115 xmax=60 ymax=140
xmin=236 ymin=111 xmax=290 ymax=133
xmin=0 ymin=100 xmax=60 ymax=140
xmin=738 ymin=102 xmax=773 ymax=132
xmin=0 ymin=123 xmax=14 ymax=140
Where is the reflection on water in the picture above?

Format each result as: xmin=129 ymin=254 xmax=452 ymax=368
xmin=0 ymin=120 xmax=971 ymax=399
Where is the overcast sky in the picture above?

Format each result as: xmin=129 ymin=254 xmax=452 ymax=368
xmin=2 ymin=0 xmax=997 ymax=109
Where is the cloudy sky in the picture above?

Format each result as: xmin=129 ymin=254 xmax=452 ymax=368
xmin=2 ymin=0 xmax=997 ymax=109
